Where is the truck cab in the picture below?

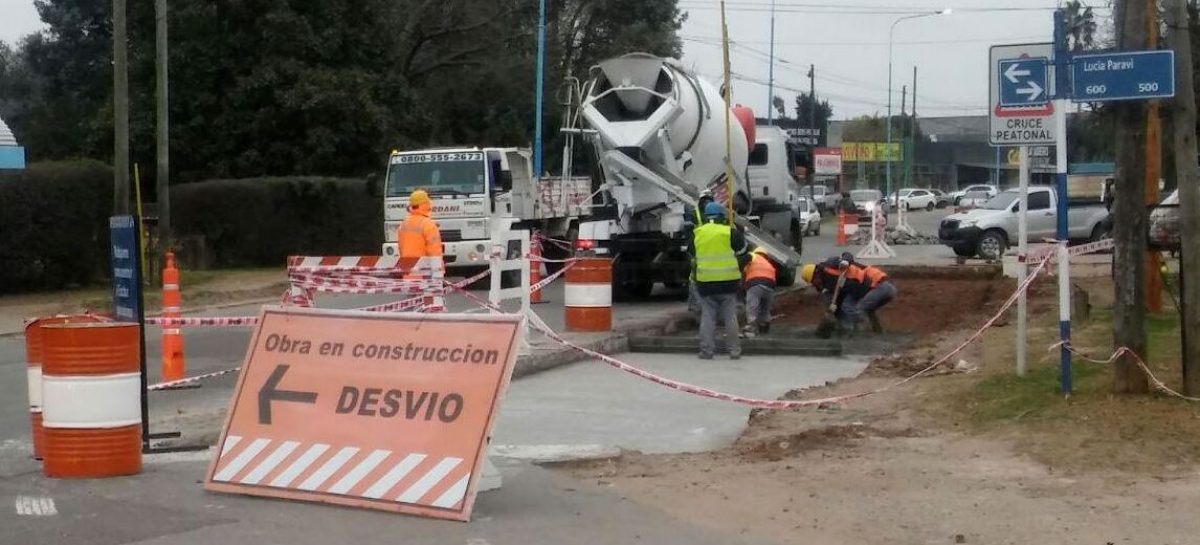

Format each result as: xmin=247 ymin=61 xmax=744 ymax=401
xmin=382 ymin=148 xmax=522 ymax=268
xmin=746 ymin=126 xmax=806 ymax=252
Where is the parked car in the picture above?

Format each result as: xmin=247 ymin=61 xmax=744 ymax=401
xmin=950 ymin=184 xmax=999 ymax=205
xmin=929 ymin=188 xmax=952 ymax=208
xmin=891 ymin=188 xmax=938 ymax=211
xmin=957 ymin=190 xmax=992 ymax=209
xmin=798 ymin=184 xmax=841 ymax=215
xmin=849 ymin=189 xmax=888 ymax=222
xmin=938 ymin=186 xmax=1111 ymax=260
xmin=794 ymin=196 xmax=822 ymax=236
xmin=1149 ymin=189 xmax=1179 ymax=251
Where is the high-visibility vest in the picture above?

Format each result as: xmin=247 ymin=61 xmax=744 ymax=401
xmin=745 ymin=253 xmax=776 ymax=283
xmin=397 ymin=210 xmax=442 ymax=259
xmin=861 ymin=265 xmax=888 ymax=288
xmin=693 ymin=222 xmax=741 ymax=283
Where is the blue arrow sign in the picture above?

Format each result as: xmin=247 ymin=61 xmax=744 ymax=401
xmin=999 ymin=57 xmax=1049 ymax=107
xmin=1071 ymin=50 xmax=1175 ymax=102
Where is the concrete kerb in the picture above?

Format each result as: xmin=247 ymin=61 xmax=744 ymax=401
xmin=514 ymin=309 xmax=694 ymax=379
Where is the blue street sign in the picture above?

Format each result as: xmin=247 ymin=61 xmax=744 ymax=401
xmin=998 ymin=57 xmax=1049 ymax=107
xmin=109 ymin=215 xmax=142 ymax=322
xmin=1071 ymin=50 xmax=1175 ymax=102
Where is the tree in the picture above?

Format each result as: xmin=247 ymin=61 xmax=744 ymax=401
xmin=1065 ymin=0 xmax=1099 ymax=52
xmin=771 ymin=95 xmax=787 ymax=120
xmin=794 ymin=92 xmax=833 ymax=132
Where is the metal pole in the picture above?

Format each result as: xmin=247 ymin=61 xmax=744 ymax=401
xmin=113 ymin=0 xmax=130 ymax=215
xmin=155 ymin=0 xmax=170 ymax=256
xmin=808 ymin=64 xmax=815 ymax=202
xmin=886 ymin=23 xmax=895 ymax=197
xmin=1053 ymin=9 xmax=1072 ymax=395
xmin=1017 ymin=146 xmax=1030 ymax=376
xmin=767 ymin=0 xmax=776 ymax=125
xmin=533 ymin=0 xmax=546 ymax=177
xmin=721 ymin=0 xmax=736 ymax=222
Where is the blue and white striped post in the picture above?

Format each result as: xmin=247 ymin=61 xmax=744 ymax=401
xmin=1053 ymin=9 xmax=1072 ymax=396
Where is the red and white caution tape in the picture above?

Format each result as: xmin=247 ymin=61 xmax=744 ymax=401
xmin=1052 ymin=342 xmax=1200 ymax=402
xmin=147 ymin=316 xmax=261 ymax=328
xmin=148 ymin=366 xmax=242 ymax=391
xmin=1020 ymin=238 xmax=1115 ymax=263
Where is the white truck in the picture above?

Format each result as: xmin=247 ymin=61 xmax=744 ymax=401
xmin=379 ymin=147 xmax=591 ymax=270
xmin=576 ymin=53 xmax=803 ymax=297
xmin=938 ymin=185 xmax=1111 ymax=260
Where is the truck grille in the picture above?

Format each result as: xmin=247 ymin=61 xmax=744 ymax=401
xmin=440 ymin=229 xmax=463 ymax=242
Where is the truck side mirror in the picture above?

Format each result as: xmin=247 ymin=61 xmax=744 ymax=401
xmin=366 ymin=173 xmax=380 ymax=197
xmin=495 ymin=171 xmax=513 ymax=193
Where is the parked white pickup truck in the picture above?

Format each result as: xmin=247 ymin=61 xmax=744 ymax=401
xmin=938 ymin=186 xmax=1111 ymax=260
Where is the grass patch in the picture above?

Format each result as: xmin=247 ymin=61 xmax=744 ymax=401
xmin=966 ymin=362 xmax=1106 ymax=425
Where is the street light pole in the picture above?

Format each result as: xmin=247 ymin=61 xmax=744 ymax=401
xmin=886 ymin=9 xmax=950 ymax=199
xmin=767 ymin=0 xmax=776 ymax=125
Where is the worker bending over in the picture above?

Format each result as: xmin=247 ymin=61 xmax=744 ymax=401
xmin=690 ymin=201 xmax=748 ymax=359
xmin=397 ymin=189 xmax=443 ymax=276
xmin=742 ymin=247 xmax=777 ymax=337
xmin=801 ymin=255 xmax=896 ymax=333
xmin=838 ymin=253 xmax=896 ymax=333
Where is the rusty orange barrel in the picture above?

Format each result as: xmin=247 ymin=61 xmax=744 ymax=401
xmin=23 ymin=315 xmax=101 ymax=460
xmin=41 ymin=322 xmax=142 ymax=478
xmin=564 ymin=258 xmax=612 ymax=332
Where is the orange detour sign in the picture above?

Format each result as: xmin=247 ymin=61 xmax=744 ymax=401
xmin=204 ymin=306 xmax=522 ymax=522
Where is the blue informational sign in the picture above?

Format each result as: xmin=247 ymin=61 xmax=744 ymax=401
xmin=109 ymin=215 xmax=142 ymax=322
xmin=1071 ymin=50 xmax=1176 ymax=102
xmin=998 ymin=57 xmax=1049 ymax=107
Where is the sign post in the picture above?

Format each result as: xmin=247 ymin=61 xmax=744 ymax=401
xmin=1052 ymin=12 xmax=1072 ymax=396
xmin=205 ymin=307 xmax=523 ymax=522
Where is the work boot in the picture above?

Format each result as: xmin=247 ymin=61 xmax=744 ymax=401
xmin=699 ymin=352 xmax=714 ymax=360
xmin=867 ymin=311 xmax=883 ymax=333
xmin=742 ymin=324 xmax=756 ymax=339
xmin=730 ymin=351 xmax=742 ymax=360
xmin=757 ymin=322 xmax=770 ymax=335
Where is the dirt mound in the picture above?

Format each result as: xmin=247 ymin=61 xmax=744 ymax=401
xmin=736 ymin=425 xmax=918 ymax=462
xmin=776 ymin=271 xmax=1015 ymax=336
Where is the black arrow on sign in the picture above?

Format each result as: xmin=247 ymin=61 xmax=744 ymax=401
xmin=258 ymin=364 xmax=318 ymax=425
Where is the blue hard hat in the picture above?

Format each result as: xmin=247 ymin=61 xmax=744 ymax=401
xmin=704 ymin=202 xmax=726 ymax=218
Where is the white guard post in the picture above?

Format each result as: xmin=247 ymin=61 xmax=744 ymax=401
xmin=857 ymin=206 xmax=896 ymax=259
xmin=487 ymin=225 xmax=534 ymax=354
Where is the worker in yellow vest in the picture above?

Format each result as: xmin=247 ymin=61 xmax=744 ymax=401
xmin=690 ymin=202 xmax=748 ymax=359
xmin=742 ymin=247 xmax=777 ymax=338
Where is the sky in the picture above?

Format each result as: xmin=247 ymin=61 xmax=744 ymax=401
xmin=0 ymin=0 xmax=1109 ymax=121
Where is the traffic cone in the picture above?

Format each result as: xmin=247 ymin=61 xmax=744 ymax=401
xmin=530 ymin=235 xmax=547 ymax=304
xmin=836 ymin=212 xmax=848 ymax=246
xmin=161 ymin=252 xmax=186 ymax=382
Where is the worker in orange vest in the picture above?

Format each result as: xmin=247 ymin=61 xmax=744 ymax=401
xmin=396 ymin=189 xmax=443 ymax=275
xmin=839 ymin=253 xmax=896 ymax=333
xmin=742 ymin=247 xmax=777 ymax=337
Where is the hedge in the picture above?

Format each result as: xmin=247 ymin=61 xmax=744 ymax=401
xmin=173 ymin=177 xmax=382 ymax=268
xmin=0 ymin=161 xmax=114 ymax=293
xmin=0 ymin=167 xmax=381 ymax=293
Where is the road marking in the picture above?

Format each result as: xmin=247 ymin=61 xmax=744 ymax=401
xmin=14 ymin=496 xmax=57 ymax=516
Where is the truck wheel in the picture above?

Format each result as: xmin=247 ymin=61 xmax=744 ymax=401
xmin=952 ymin=247 xmax=975 ymax=258
xmin=790 ymin=221 xmax=803 ymax=252
xmin=617 ymin=280 xmax=654 ymax=300
xmin=1090 ymin=223 xmax=1111 ymax=243
xmin=734 ymin=192 xmax=752 ymax=216
xmin=926 ymin=202 xmax=935 ymax=212
xmin=978 ymin=230 xmax=1007 ymax=260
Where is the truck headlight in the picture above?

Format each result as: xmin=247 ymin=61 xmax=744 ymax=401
xmin=863 ymin=202 xmax=875 ymax=211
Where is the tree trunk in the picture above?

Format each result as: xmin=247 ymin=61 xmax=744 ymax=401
xmin=1168 ymin=0 xmax=1200 ymax=395
xmin=1112 ymin=0 xmax=1151 ymax=393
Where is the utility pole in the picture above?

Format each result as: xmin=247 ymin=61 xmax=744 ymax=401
xmin=767 ymin=0 xmax=776 ymax=126
xmin=807 ymin=64 xmax=815 ymax=201
xmin=113 ymin=0 xmax=130 ymax=215
xmin=155 ymin=0 xmax=170 ymax=256
xmin=1167 ymin=0 xmax=1200 ymax=395
xmin=533 ymin=0 xmax=546 ymax=177
xmin=1145 ymin=0 xmax=1164 ymax=313
xmin=1112 ymin=0 xmax=1151 ymax=393
xmin=908 ymin=66 xmax=917 ymax=188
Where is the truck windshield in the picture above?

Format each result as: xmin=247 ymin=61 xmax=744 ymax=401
xmin=851 ymin=190 xmax=880 ymax=201
xmin=800 ymin=186 xmax=826 ymax=197
xmin=983 ymin=192 xmax=1020 ymax=210
xmin=386 ymin=152 xmax=486 ymax=197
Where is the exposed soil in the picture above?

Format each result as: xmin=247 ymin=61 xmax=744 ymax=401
xmin=553 ymin=272 xmax=1200 ymax=545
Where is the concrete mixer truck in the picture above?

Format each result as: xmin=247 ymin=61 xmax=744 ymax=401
xmin=574 ymin=53 xmax=804 ymax=298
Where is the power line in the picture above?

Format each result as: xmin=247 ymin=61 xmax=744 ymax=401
xmin=680 ymin=33 xmax=1050 ymax=47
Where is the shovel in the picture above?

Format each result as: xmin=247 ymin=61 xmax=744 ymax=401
xmin=814 ymin=271 xmax=847 ymax=339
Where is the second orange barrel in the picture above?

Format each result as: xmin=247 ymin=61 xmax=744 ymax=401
xmin=564 ymin=257 xmax=612 ymax=332
xmin=41 ymin=322 xmax=142 ymax=478
xmin=23 ymin=314 xmax=101 ymax=460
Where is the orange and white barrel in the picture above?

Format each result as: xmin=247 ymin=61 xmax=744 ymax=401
xmin=41 ymin=322 xmax=142 ymax=478
xmin=564 ymin=257 xmax=612 ymax=332
xmin=23 ymin=315 xmax=100 ymax=460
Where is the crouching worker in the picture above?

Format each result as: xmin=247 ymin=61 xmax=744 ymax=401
xmin=742 ymin=247 xmax=777 ymax=338
xmin=839 ymin=253 xmax=897 ymax=333
xmin=801 ymin=257 xmax=865 ymax=338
